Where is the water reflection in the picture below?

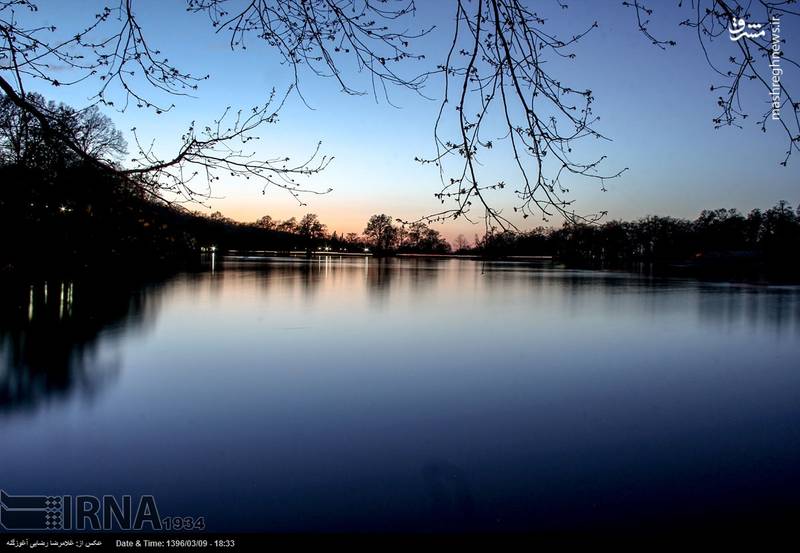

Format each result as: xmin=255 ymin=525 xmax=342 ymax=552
xmin=2 ymin=259 xmax=799 ymax=417
xmin=1 ymin=258 xmax=799 ymax=533
xmin=0 ymin=256 xmax=800 ymax=416
xmin=0 ymin=276 xmax=168 ymax=413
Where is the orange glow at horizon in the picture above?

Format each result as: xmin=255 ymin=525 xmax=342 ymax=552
xmin=204 ymin=198 xmax=489 ymax=244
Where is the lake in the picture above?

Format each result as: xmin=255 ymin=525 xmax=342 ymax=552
xmin=1 ymin=257 xmax=799 ymax=533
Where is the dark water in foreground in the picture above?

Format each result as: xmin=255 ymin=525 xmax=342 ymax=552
xmin=1 ymin=257 xmax=799 ymax=533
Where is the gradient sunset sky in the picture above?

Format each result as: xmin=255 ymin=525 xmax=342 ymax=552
xmin=20 ymin=0 xmax=799 ymax=240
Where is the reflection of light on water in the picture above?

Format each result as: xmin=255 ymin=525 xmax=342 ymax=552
xmin=2 ymin=277 xmax=156 ymax=414
xmin=211 ymin=252 xmax=216 ymax=273
xmin=26 ymin=281 xmax=74 ymax=321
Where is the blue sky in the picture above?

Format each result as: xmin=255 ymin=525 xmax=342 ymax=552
xmin=17 ymin=0 xmax=800 ymax=239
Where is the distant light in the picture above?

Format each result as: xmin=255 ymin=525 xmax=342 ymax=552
xmin=210 ymin=246 xmax=217 ymax=252
xmin=364 ymin=248 xmax=369 ymax=252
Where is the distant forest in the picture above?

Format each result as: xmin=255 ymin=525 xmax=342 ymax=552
xmin=1 ymin=93 xmax=798 ymax=277
xmin=470 ymin=203 xmax=800 ymax=269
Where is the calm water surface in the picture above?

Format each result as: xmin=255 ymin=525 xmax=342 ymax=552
xmin=1 ymin=258 xmax=799 ymax=532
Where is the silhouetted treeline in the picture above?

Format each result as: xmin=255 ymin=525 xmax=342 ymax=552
xmin=0 ymin=163 xmax=312 ymax=272
xmin=472 ymin=203 xmax=800 ymax=276
xmin=0 ymin=95 xmax=356 ymax=271
xmin=3 ymin=94 xmax=795 ymax=276
xmin=0 ymin=159 xmax=450 ymax=273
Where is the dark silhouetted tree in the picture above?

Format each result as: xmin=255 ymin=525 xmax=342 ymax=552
xmin=402 ymin=221 xmax=450 ymax=253
xmin=453 ymin=234 xmax=470 ymax=253
xmin=277 ymin=217 xmax=298 ymax=234
xmin=0 ymin=92 xmax=126 ymax=169
xmin=298 ymin=213 xmax=327 ymax=240
xmin=255 ymin=215 xmax=276 ymax=230
xmin=364 ymin=214 xmax=398 ymax=252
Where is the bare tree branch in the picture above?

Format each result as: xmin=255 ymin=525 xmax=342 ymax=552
xmin=187 ymin=0 xmax=432 ymax=104
xmin=2 ymin=0 xmax=797 ymax=228
xmin=626 ymin=0 xmax=800 ymax=166
xmin=0 ymin=0 xmax=332 ymax=205
xmin=414 ymin=0 xmax=627 ymax=232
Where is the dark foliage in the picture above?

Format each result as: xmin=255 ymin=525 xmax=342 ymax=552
xmin=474 ymin=202 xmax=800 ymax=277
xmin=0 ymin=163 xmax=304 ymax=272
